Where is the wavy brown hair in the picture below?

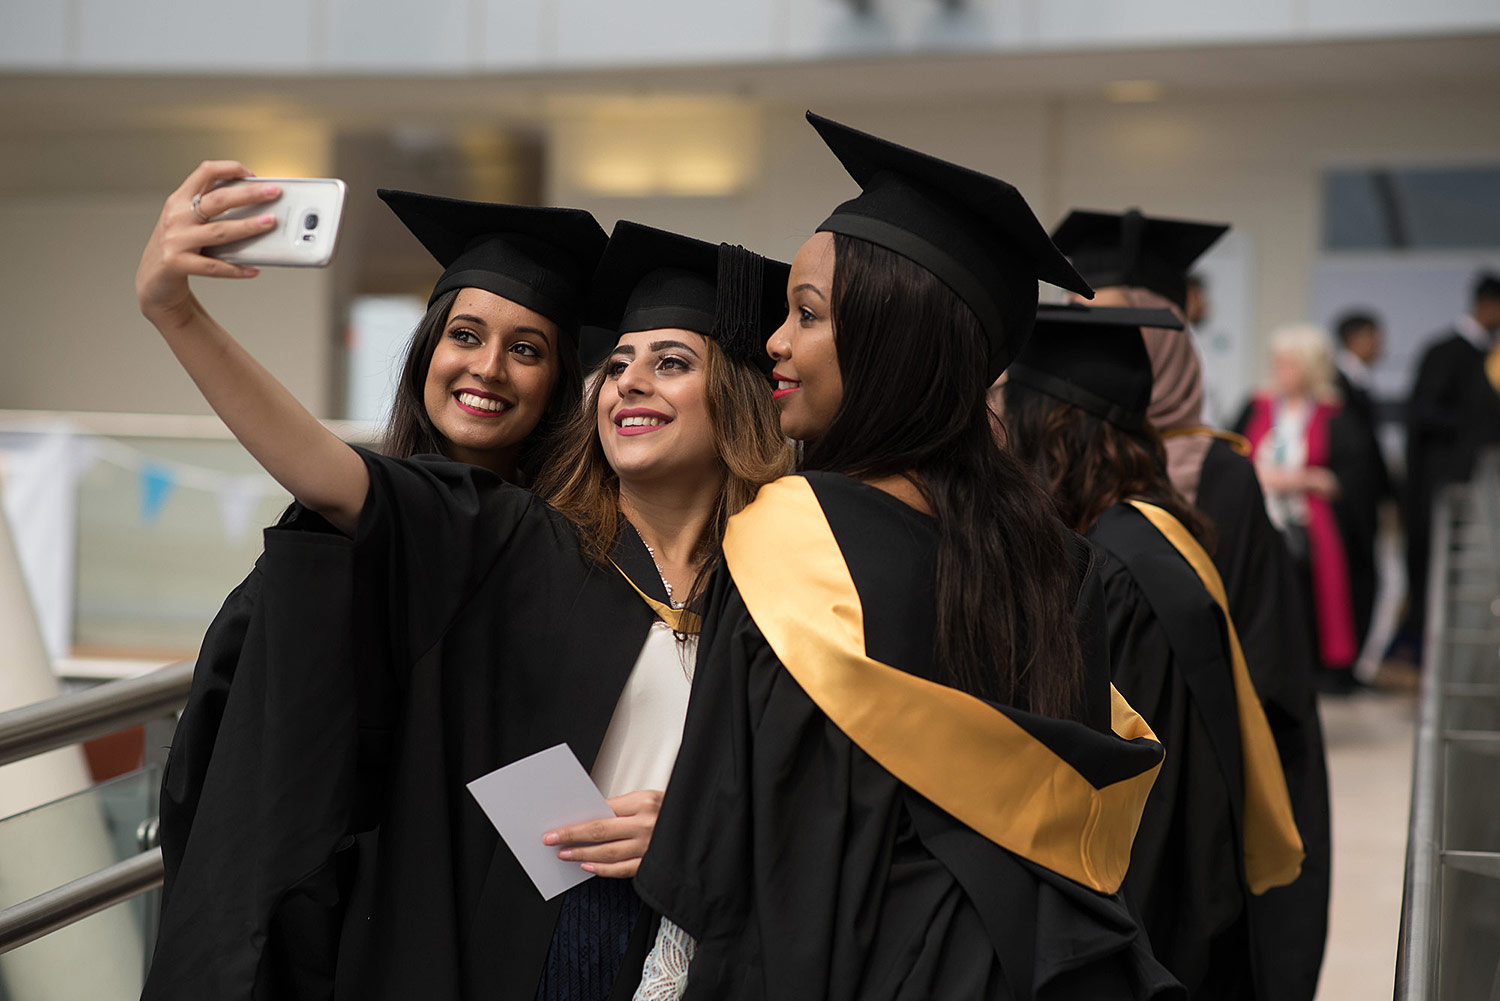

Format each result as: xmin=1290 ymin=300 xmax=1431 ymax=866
xmin=1001 ymin=380 xmax=1216 ymax=547
xmin=381 ymin=289 xmax=583 ymax=480
xmin=534 ymin=335 xmax=792 ymax=609
xmin=804 ymin=234 xmax=1088 ymax=723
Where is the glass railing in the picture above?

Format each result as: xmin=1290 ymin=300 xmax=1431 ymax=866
xmin=0 ymin=767 xmax=160 ymax=999
xmin=1398 ymin=452 xmax=1500 ymax=1000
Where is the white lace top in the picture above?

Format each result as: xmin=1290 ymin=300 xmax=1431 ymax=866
xmin=633 ymin=917 xmax=698 ymax=1000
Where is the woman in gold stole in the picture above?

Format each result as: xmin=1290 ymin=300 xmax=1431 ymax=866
xmin=1003 ymin=304 xmax=1303 ymax=1000
xmin=631 ymin=114 xmax=1178 ymax=1000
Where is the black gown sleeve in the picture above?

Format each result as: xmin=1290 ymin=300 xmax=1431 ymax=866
xmin=1069 ymin=533 xmax=1115 ymax=734
xmin=352 ymin=448 xmax=543 ymax=662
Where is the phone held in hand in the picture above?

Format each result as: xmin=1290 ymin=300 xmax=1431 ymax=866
xmin=205 ymin=178 xmax=347 ymax=268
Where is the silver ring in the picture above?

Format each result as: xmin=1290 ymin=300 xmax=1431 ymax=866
xmin=189 ymin=193 xmax=210 ymax=223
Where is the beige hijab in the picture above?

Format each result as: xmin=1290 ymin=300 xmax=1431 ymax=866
xmin=1122 ymin=287 xmax=1215 ymax=504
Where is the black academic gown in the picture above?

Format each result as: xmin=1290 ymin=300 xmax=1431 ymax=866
xmin=1404 ymin=330 xmax=1500 ymax=639
xmin=1194 ymin=440 xmax=1330 ymax=1001
xmin=1329 ymin=369 xmax=1391 ymax=648
xmin=634 ymin=473 xmax=1181 ymax=1001
xmin=1090 ymin=503 xmax=1255 ymax=999
xmin=145 ymin=450 xmax=667 ymax=1001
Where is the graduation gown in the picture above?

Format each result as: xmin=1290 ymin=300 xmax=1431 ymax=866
xmin=634 ymin=473 xmax=1181 ymax=1001
xmin=1404 ymin=330 xmax=1500 ymax=638
xmin=1193 ymin=439 xmax=1331 ymax=1001
xmin=1329 ymin=369 xmax=1391 ymax=648
xmin=146 ymin=449 xmax=676 ymax=1001
xmin=1090 ymin=502 xmax=1303 ymax=999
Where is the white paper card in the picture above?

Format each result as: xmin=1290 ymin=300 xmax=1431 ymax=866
xmin=466 ymin=743 xmax=614 ymax=901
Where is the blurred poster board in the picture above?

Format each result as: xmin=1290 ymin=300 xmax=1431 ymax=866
xmin=345 ymin=295 xmax=425 ymax=424
xmin=1192 ymin=230 xmax=1256 ymax=428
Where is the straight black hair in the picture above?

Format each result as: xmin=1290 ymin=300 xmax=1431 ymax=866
xmin=803 ymin=234 xmax=1088 ymax=723
xmin=381 ymin=288 xmax=583 ymax=481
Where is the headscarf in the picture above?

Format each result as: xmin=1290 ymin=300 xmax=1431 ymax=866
xmin=1127 ymin=286 xmax=1214 ymax=505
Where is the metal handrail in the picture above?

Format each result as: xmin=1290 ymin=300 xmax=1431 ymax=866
xmin=0 ymin=660 xmax=194 ymax=768
xmin=1395 ymin=487 xmax=1455 ymax=1000
xmin=0 ymin=848 xmax=163 ymax=955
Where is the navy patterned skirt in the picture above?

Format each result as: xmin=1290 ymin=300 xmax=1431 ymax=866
xmin=534 ymin=876 xmax=643 ymax=1001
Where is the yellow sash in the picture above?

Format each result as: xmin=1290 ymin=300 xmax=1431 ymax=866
xmin=723 ymin=475 xmax=1162 ymax=894
xmin=1160 ymin=426 xmax=1251 ymax=457
xmin=1127 ymin=500 xmax=1305 ymax=893
xmin=609 ymin=560 xmax=701 ymax=635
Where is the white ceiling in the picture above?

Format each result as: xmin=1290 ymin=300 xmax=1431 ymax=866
xmin=0 ymin=32 xmax=1496 ymax=134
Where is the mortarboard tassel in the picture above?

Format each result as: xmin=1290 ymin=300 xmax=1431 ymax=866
xmin=712 ymin=243 xmax=766 ymax=365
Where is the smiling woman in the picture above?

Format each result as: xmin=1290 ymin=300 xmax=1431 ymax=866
xmin=539 ymin=220 xmax=791 ymax=614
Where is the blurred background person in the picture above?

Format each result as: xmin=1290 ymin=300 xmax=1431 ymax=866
xmin=1328 ymin=310 xmax=1395 ymax=676
xmin=1404 ymin=272 xmax=1500 ymax=652
xmin=1236 ymin=324 xmax=1358 ymax=691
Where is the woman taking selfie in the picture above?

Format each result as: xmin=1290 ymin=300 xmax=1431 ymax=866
xmin=138 ymin=163 xmax=787 ymax=1001
xmin=631 ymin=114 xmax=1176 ymax=1000
xmin=1003 ymin=304 xmax=1303 ymax=999
xmin=156 ymin=180 xmax=603 ymax=915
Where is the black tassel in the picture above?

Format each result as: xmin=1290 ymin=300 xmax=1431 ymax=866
xmin=712 ymin=243 xmax=765 ymax=364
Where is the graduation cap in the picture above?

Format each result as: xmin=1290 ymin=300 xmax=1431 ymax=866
xmin=377 ymin=189 xmax=608 ymax=330
xmin=806 ymin=111 xmax=1093 ymax=382
xmin=1006 ymin=303 xmax=1183 ymax=431
xmin=584 ymin=220 xmax=791 ymax=375
xmin=1050 ymin=208 xmax=1228 ymax=311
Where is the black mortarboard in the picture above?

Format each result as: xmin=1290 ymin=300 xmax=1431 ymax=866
xmin=377 ymin=189 xmax=608 ymax=329
xmin=1050 ymin=208 xmax=1228 ymax=311
xmin=584 ymin=220 xmax=790 ymax=375
xmin=806 ymin=111 xmax=1093 ymax=382
xmin=1007 ymin=304 xmax=1184 ymax=431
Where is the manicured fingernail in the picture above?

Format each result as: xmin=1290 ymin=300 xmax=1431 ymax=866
xmin=557 ymin=849 xmax=573 ymax=860
xmin=581 ymin=863 xmax=595 ymax=873
xmin=542 ymin=832 xmax=559 ymax=845
xmin=243 ymin=267 xmax=261 ymax=277
xmin=258 ymin=213 xmax=275 ymax=224
xmin=261 ymin=184 xmax=280 ymax=197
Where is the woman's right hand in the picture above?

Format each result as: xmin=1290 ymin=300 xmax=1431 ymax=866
xmin=135 ymin=161 xmax=282 ymax=324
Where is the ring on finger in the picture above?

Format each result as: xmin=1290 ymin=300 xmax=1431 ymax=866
xmin=189 ymin=193 xmax=210 ymax=223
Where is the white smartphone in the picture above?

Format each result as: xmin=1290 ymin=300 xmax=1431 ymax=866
xmin=204 ymin=177 xmax=347 ymax=267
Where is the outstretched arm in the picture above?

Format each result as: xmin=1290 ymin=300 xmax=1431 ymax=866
xmin=136 ymin=160 xmax=367 ymax=534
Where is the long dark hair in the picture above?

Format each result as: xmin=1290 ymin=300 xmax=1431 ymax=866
xmin=535 ymin=337 xmax=792 ymax=613
xmin=1002 ymin=381 xmax=1216 ymax=547
xmin=381 ymin=288 xmax=583 ymax=480
xmin=803 ymin=234 xmax=1087 ymax=723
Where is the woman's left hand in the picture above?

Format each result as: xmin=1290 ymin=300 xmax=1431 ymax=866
xmin=543 ymin=789 xmax=664 ymax=878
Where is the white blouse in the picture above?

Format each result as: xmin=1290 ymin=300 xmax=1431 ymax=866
xmin=589 ymin=619 xmax=696 ymax=799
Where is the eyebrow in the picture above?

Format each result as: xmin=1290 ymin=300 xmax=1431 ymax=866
xmin=649 ymin=339 xmax=700 ymax=357
xmin=792 ymin=283 xmax=826 ymax=301
xmin=448 ymin=314 xmax=553 ymax=347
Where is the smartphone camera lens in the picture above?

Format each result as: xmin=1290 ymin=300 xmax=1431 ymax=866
xmin=303 ymin=212 xmax=319 ymax=230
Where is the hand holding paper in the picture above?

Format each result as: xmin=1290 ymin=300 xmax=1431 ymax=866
xmin=466 ymin=743 xmax=615 ymax=901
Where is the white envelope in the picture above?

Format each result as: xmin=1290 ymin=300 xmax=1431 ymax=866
xmin=467 ymin=743 xmax=615 ymax=901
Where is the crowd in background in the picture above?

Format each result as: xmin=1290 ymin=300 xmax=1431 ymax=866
xmin=1228 ymin=272 xmax=1500 ymax=692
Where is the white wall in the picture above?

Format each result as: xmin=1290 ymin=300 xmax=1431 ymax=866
xmin=548 ymin=86 xmax=1500 ymax=400
xmin=0 ymin=125 xmax=336 ymax=417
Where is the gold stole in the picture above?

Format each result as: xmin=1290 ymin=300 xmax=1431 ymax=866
xmin=722 ymin=475 xmax=1162 ymax=894
xmin=1127 ymin=500 xmax=1305 ymax=893
xmin=1160 ymin=426 xmax=1251 ymax=457
xmin=610 ymin=561 xmax=701 ymax=635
